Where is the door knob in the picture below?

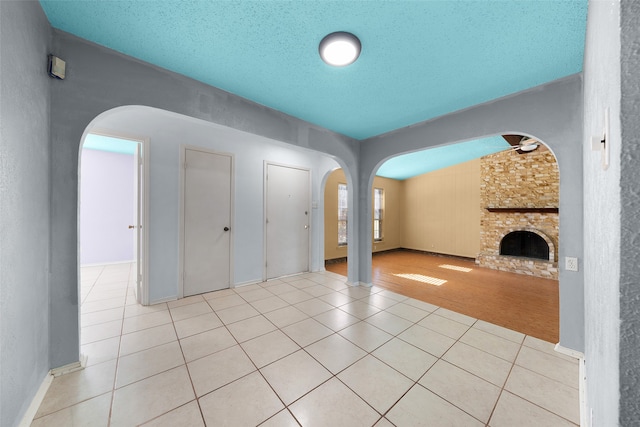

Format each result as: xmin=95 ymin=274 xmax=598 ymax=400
xmin=128 ymin=225 xmax=135 ymax=229
xmin=304 ymin=225 xmax=308 ymax=229
xmin=224 ymin=227 xmax=230 ymax=232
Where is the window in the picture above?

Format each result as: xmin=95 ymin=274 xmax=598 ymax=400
xmin=338 ymin=183 xmax=348 ymax=245
xmin=374 ymin=187 xmax=384 ymax=241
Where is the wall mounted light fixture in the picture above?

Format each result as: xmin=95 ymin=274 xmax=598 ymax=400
xmin=319 ymin=32 xmax=361 ymax=67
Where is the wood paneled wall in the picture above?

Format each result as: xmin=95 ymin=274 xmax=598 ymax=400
xmin=402 ymin=160 xmax=481 ymax=258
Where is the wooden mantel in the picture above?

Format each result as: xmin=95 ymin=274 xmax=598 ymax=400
xmin=485 ymin=207 xmax=559 ymax=213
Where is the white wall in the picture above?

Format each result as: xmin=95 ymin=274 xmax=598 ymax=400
xmin=582 ymin=1 xmax=621 ymax=425
xmin=88 ymin=107 xmax=339 ymax=303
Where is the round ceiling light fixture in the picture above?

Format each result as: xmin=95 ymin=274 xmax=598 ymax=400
xmin=319 ymin=32 xmax=361 ymax=67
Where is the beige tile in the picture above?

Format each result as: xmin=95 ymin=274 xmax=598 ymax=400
xmin=31 ymin=391 xmax=111 ymax=427
xmin=81 ymin=297 xmax=126 ymax=314
xmin=302 ymin=284 xmax=334 ymax=297
xmin=279 ymin=289 xmax=315 ymax=304
xmin=289 ymin=377 xmax=380 ymax=427
xmin=82 ymin=336 xmax=120 ymax=367
xmin=374 ymin=418 xmax=396 ymax=427
xmin=515 ymin=345 xmax=579 ymax=388
xmin=473 ymin=319 xmax=525 ymax=343
xmin=261 ymin=350 xmax=332 ymax=404
xmin=249 ymin=295 xmax=290 ymax=313
xmin=305 ymin=333 xmax=367 ymax=374
xmin=238 ymin=287 xmax=274 ymax=302
xmin=419 ymin=360 xmax=501 ymax=423
xmin=419 ymin=314 xmax=471 ymax=340
xmin=216 ymin=303 xmax=260 ymax=324
xmin=169 ymin=301 xmax=213 ymax=322
xmin=359 ymin=294 xmax=399 ymax=310
xmin=110 ymin=366 xmax=195 ymax=427
xmin=260 ymin=409 xmax=300 ymax=427
xmin=241 ymin=330 xmax=300 ymax=368
xmin=122 ymin=310 xmax=173 ymax=334
xmin=338 ymin=355 xmax=413 ymax=414
xmin=123 ymin=302 xmax=168 ymax=318
xmin=523 ymin=335 xmax=578 ymax=362
xmin=398 ymin=324 xmax=455 ymax=357
xmin=387 ymin=384 xmax=483 ymax=427
xmin=289 ymin=278 xmax=317 ymax=289
xmin=226 ymin=315 xmax=277 ymax=342
xmin=365 ymin=310 xmax=413 ymax=335
xmin=505 ymin=365 xmax=580 ymax=424
xmin=120 ymin=323 xmax=177 ymax=356
xmin=81 ymin=319 xmax=122 ymax=345
xmin=404 ymin=298 xmax=439 ymax=312
xmin=187 ymin=345 xmax=256 ymax=397
xmin=321 ymin=279 xmax=349 ymax=292
xmin=35 ymin=360 xmax=117 ymax=418
xmin=372 ymin=338 xmax=437 ymax=381
xmin=313 ymin=307 xmax=360 ymax=332
xmin=206 ymin=294 xmax=246 ymax=311
xmin=174 ymin=312 xmax=223 ymax=339
xmin=199 ymin=371 xmax=284 ymax=426
xmin=141 ymin=400 xmax=204 ymax=426
xmin=385 ymin=302 xmax=429 ymax=322
xmin=376 ymin=290 xmax=409 ymax=302
xmin=116 ymin=341 xmax=185 ymax=388
xmin=84 ymin=288 xmax=128 ymax=303
xmin=434 ymin=307 xmax=477 ymax=326
xmin=339 ymin=300 xmax=381 ymax=320
xmin=81 ymin=307 xmax=124 ymax=327
xmin=263 ymin=282 xmax=298 ymax=295
xmin=460 ymin=327 xmax=521 ymax=361
xmin=317 ymin=291 xmax=354 ymax=307
xmin=339 ymin=321 xmax=393 ymax=352
xmin=339 ymin=286 xmax=374 ymax=299
xmin=263 ymin=305 xmax=309 ymax=328
xmin=443 ymin=342 xmax=513 ymax=387
xmin=294 ymin=298 xmax=334 ymax=316
xmin=167 ymin=294 xmax=204 ymax=309
xmin=202 ymin=288 xmax=236 ymax=300
xmin=489 ymin=390 xmax=577 ymax=427
xmin=180 ymin=326 xmax=236 ymax=362
xmin=282 ymin=318 xmax=334 ymax=347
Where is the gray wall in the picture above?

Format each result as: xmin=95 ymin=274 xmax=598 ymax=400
xmin=619 ymin=0 xmax=640 ymax=424
xmin=0 ymin=1 xmax=51 ymax=426
xmin=582 ymin=1 xmax=622 ymax=424
xmin=49 ymin=30 xmax=358 ymax=367
xmin=359 ymin=75 xmax=585 ymax=352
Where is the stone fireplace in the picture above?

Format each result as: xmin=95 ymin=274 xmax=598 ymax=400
xmin=476 ymin=146 xmax=559 ymax=279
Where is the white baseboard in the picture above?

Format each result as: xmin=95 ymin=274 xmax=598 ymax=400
xmin=80 ymin=260 xmax=135 ymax=267
xmin=554 ymin=343 xmax=584 ymax=359
xmin=50 ymin=359 xmax=85 ymax=377
xmin=18 ymin=372 xmax=53 ymax=427
xmin=233 ymin=279 xmax=262 ymax=288
xmin=347 ymin=281 xmax=372 ymax=287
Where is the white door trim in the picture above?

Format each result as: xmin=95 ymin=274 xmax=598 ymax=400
xmin=81 ymin=128 xmax=150 ymax=305
xmin=179 ymin=145 xmax=235 ymax=298
xmin=263 ymin=161 xmax=312 ymax=281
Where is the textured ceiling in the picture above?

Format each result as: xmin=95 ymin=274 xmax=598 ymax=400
xmin=40 ymin=0 xmax=588 ymax=141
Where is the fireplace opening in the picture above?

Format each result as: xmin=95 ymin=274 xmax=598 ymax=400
xmin=500 ymin=231 xmax=550 ymax=260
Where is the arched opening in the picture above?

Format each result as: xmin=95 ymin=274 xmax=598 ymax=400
xmin=500 ymin=230 xmax=551 ymax=260
xmin=357 ymin=134 xmax=560 ymax=342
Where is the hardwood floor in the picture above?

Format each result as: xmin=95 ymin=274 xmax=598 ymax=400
xmin=325 ymin=250 xmax=559 ymax=343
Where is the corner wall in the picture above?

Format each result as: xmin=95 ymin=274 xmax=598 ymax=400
xmin=619 ymin=0 xmax=640 ymax=423
xmin=582 ymin=1 xmax=622 ymax=425
xmin=0 ymin=2 xmax=51 ymax=426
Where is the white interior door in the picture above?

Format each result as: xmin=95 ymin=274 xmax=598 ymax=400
xmin=132 ymin=142 xmax=144 ymax=303
xmin=183 ymin=148 xmax=232 ymax=296
xmin=266 ymin=164 xmax=310 ymax=279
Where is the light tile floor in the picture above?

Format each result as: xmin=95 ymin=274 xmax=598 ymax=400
xmin=32 ymin=263 xmax=580 ymax=426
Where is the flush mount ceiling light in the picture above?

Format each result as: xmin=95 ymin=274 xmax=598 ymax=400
xmin=319 ymin=32 xmax=361 ymax=67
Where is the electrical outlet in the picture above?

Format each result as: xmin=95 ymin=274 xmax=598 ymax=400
xmin=565 ymin=257 xmax=579 ymax=272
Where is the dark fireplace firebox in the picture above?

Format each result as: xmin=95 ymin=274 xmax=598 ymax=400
xmin=500 ymin=230 xmax=550 ymax=260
